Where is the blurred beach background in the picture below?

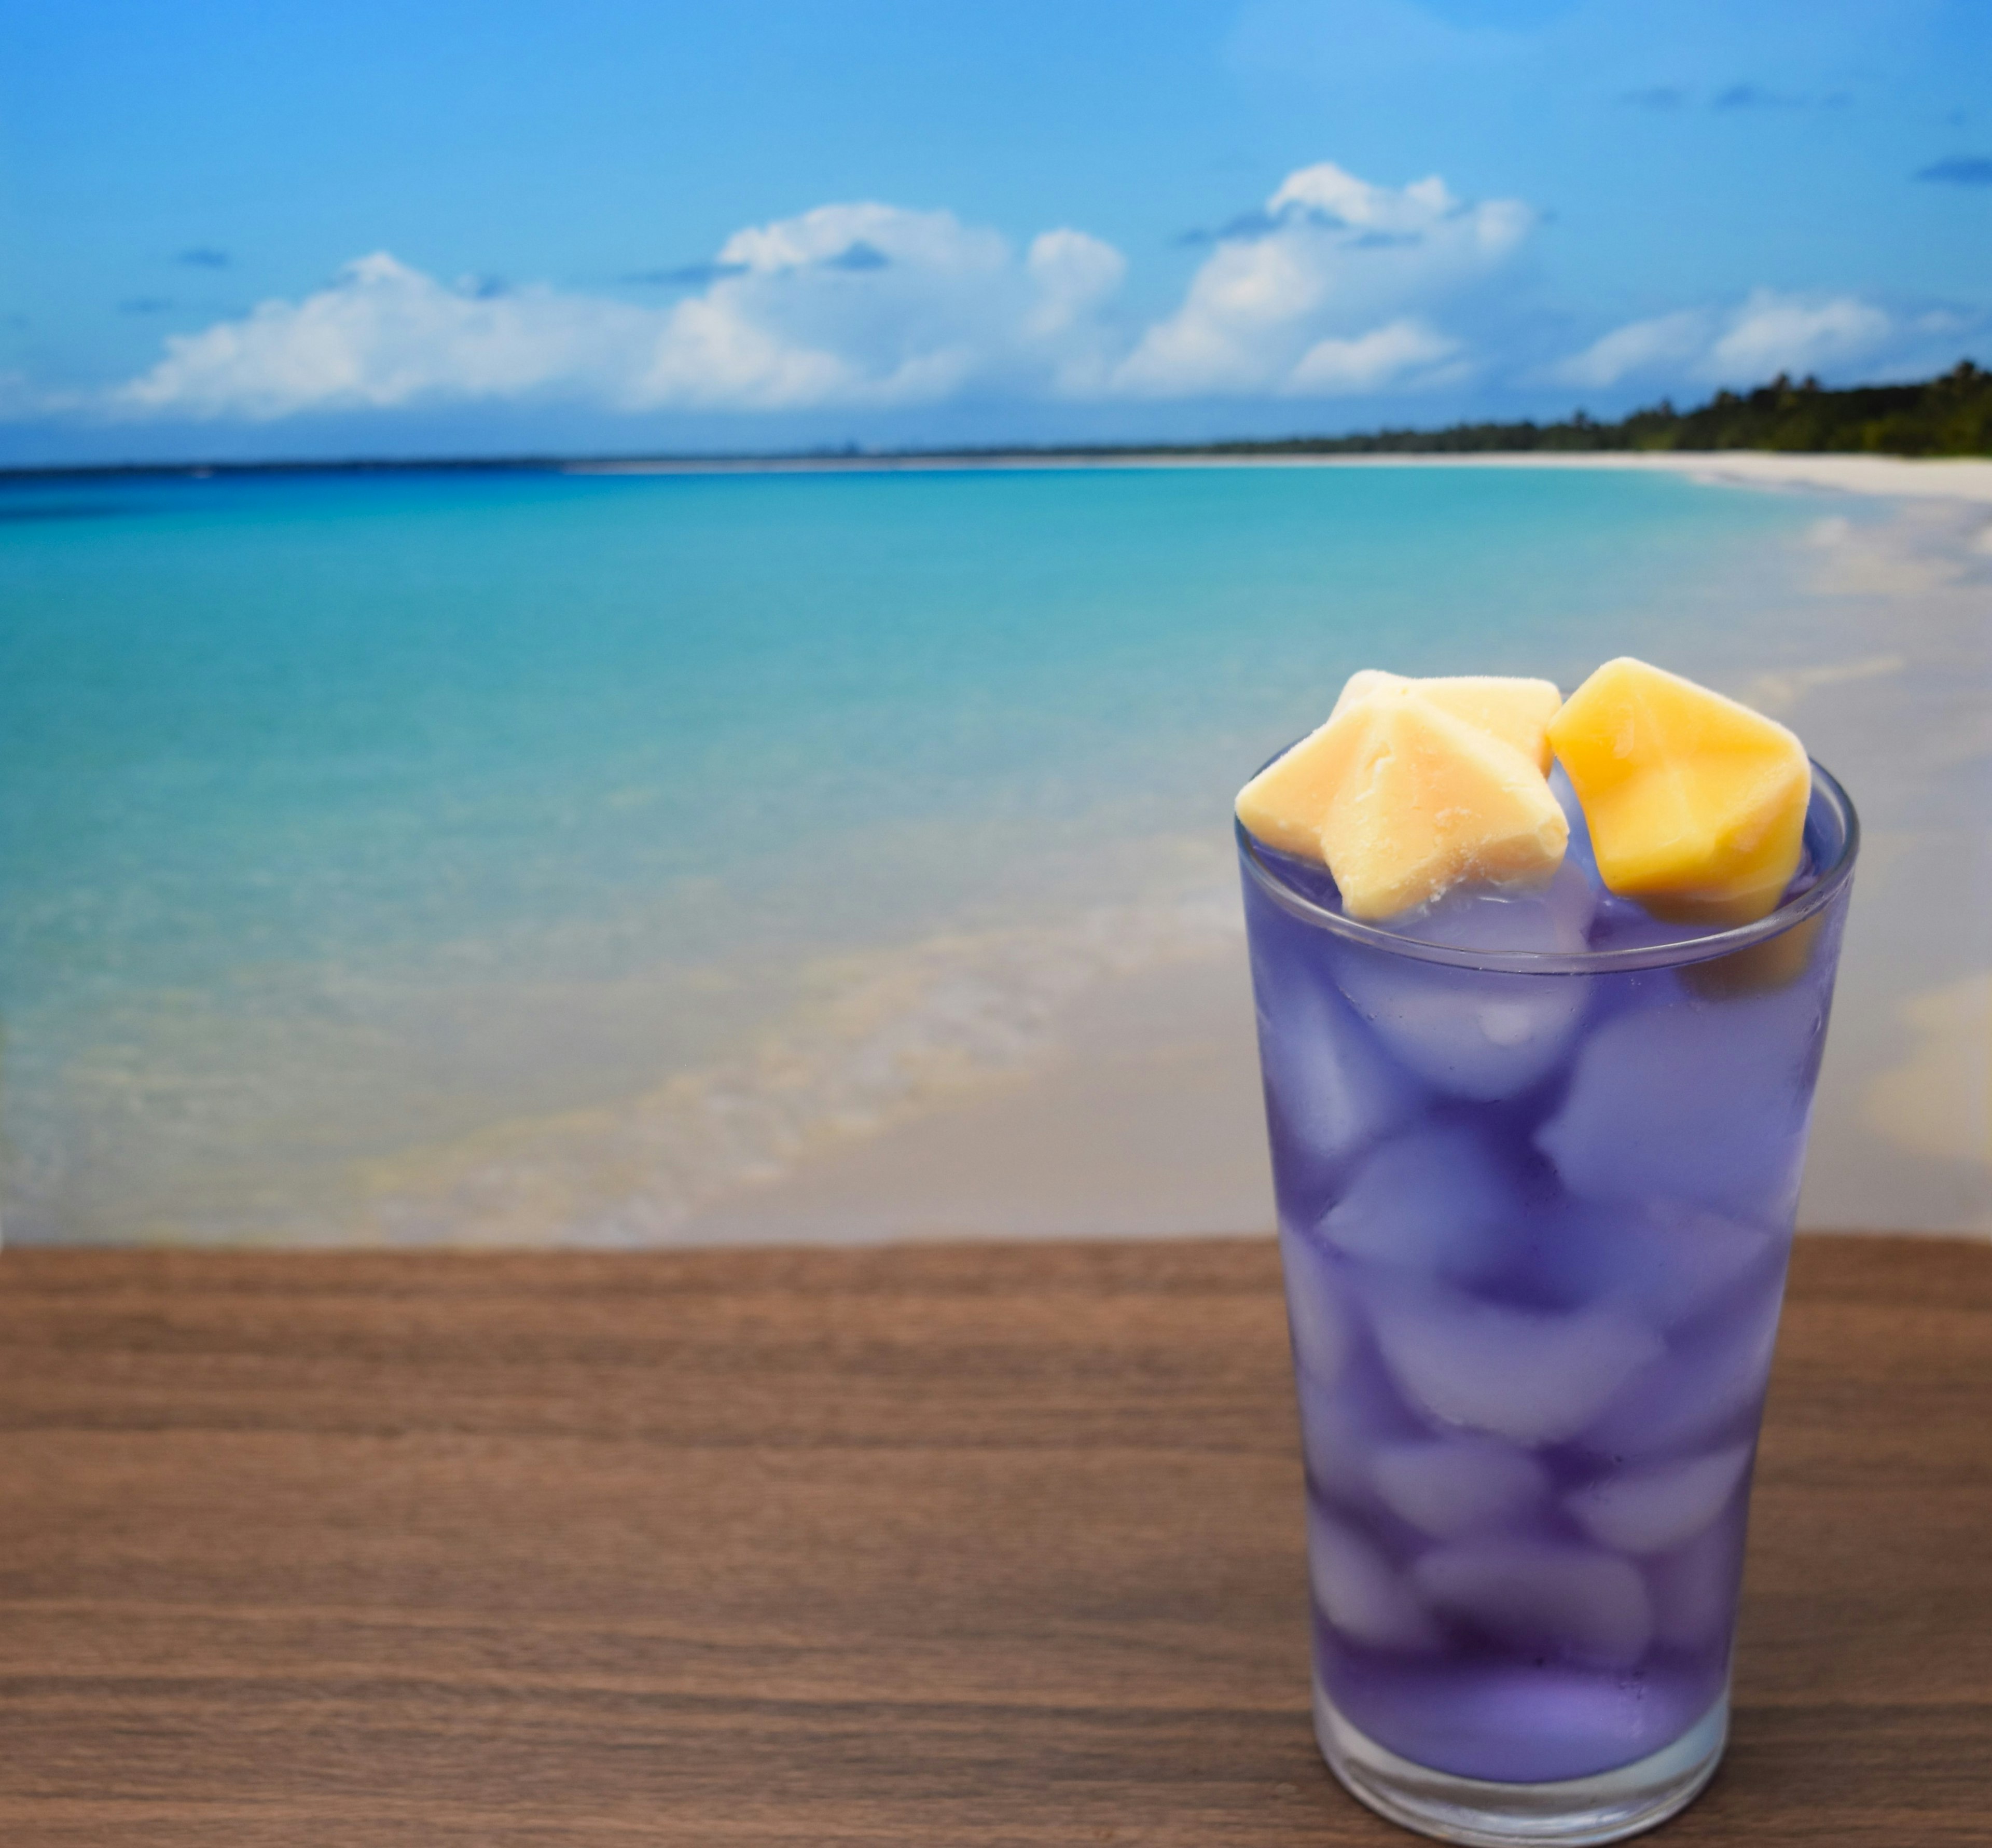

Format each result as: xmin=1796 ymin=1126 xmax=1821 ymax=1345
xmin=3 ymin=3 xmax=1988 ymax=1246
xmin=3 ymin=457 xmax=1987 ymax=1244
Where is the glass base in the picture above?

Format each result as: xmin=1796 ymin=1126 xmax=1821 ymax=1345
xmin=1313 ymin=1680 xmax=1728 ymax=1846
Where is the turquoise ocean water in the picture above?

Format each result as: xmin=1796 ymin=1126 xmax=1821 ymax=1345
xmin=0 ymin=463 xmax=1848 ymax=1244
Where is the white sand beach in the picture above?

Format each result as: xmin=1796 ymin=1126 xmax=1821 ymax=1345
xmin=1262 ymin=452 xmax=1992 ymax=501
xmin=683 ymin=452 xmax=1992 ymax=1245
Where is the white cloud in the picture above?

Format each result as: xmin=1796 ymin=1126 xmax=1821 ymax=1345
xmin=1288 ymin=320 xmax=1461 ymax=392
xmin=1113 ymin=163 xmax=1532 ymax=397
xmin=82 ymin=167 xmax=1958 ymax=430
xmin=1553 ymin=289 xmax=1897 ymax=391
xmin=108 ymin=206 xmax=1128 ymax=423
xmin=1552 ymin=310 xmax=1711 ymax=390
xmin=86 ymin=165 xmax=1526 ymax=423
xmin=113 ymin=254 xmax=653 ymax=420
xmin=1021 ymin=228 xmax=1128 ymax=391
xmin=633 ymin=202 xmax=1119 ymax=410
xmin=1702 ymin=289 xmax=1892 ymax=382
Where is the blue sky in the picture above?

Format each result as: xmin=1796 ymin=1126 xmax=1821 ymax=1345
xmin=3 ymin=0 xmax=1988 ymax=463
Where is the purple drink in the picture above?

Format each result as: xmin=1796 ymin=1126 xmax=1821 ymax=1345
xmin=1239 ymin=763 xmax=1857 ymax=1844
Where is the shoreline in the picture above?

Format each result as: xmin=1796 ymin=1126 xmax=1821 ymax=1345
xmin=10 ymin=449 xmax=1992 ymax=504
xmin=569 ymin=451 xmax=1992 ymax=502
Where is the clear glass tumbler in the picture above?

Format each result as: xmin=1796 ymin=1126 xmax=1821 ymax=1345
xmin=1238 ymin=764 xmax=1857 ymax=1845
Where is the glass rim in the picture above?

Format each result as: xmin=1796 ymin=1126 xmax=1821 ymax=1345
xmin=1236 ymin=756 xmax=1859 ymax=975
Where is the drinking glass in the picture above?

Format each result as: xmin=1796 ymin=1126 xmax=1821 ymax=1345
xmin=1238 ymin=764 xmax=1857 ymax=1845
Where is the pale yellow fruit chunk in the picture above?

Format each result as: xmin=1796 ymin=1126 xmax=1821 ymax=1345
xmin=1547 ymin=657 xmax=1810 ymax=926
xmin=1329 ymin=670 xmax=1564 ymax=773
xmin=1237 ymin=685 xmax=1570 ymax=920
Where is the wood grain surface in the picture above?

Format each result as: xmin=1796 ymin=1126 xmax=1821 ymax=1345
xmin=0 ymin=1233 xmax=1984 ymax=1845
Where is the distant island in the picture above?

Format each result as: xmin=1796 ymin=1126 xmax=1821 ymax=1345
xmin=1156 ymin=362 xmax=1991 ymax=461
xmin=5 ymin=363 xmax=1988 ymax=479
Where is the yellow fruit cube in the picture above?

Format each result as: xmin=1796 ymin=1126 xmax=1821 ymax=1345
xmin=1330 ymin=670 xmax=1564 ymax=772
xmin=1238 ymin=681 xmax=1569 ymax=919
xmin=1547 ymin=657 xmax=1810 ymax=926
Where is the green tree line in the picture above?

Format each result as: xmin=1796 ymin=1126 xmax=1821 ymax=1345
xmin=1191 ymin=361 xmax=1992 ymax=459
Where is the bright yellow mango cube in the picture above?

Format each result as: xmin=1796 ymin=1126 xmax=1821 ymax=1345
xmin=1238 ymin=678 xmax=1569 ymax=919
xmin=1547 ymin=657 xmax=1811 ymax=926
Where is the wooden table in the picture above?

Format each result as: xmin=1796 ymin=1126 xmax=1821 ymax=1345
xmin=0 ymin=1234 xmax=1984 ymax=1844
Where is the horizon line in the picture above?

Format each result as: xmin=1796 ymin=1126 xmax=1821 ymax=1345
xmin=4 ymin=361 xmax=1982 ymax=482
